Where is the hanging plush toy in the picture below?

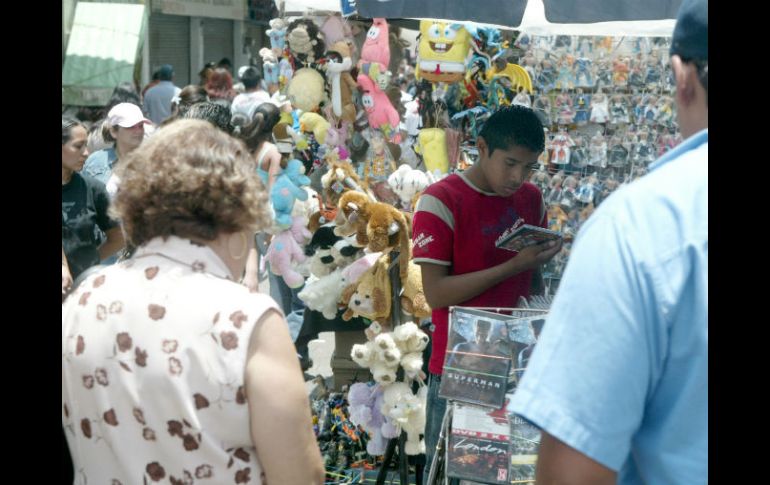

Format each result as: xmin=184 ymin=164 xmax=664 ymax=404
xmin=341 ymin=254 xmax=392 ymax=322
xmin=287 ymin=18 xmax=326 ymax=66
xmin=259 ymin=48 xmax=280 ymax=88
xmin=417 ymin=20 xmax=471 ymax=83
xmin=321 ymin=158 xmax=364 ymax=207
xmin=347 ymin=383 xmax=399 ymax=456
xmin=320 ymin=13 xmax=352 ymax=47
xmin=381 ymin=382 xmax=427 ymax=455
xmin=287 ymin=67 xmax=326 ymax=113
xmin=400 ymin=263 xmax=431 ymax=320
xmin=271 ymin=159 xmax=312 ymax=227
xmin=334 ymin=190 xmax=374 ymax=246
xmin=299 ymin=112 xmax=331 ymax=145
xmin=267 ymin=18 xmax=288 ymax=56
xmin=265 ymin=216 xmax=312 ymax=288
xmin=357 ymin=74 xmax=401 ymax=143
xmin=325 ymin=41 xmax=358 ymax=123
xmin=298 ymin=268 xmax=347 ymax=319
xmin=365 ymin=202 xmax=411 ymax=279
xmin=414 ymin=128 xmax=449 ymax=175
xmin=358 ymin=18 xmax=391 ymax=91
xmin=362 ymin=130 xmax=398 ymax=184
xmin=387 ymin=164 xmax=430 ymax=211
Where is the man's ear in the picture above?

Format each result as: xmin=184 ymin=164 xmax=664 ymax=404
xmin=671 ymin=55 xmax=696 ymax=108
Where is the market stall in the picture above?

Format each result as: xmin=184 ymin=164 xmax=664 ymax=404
xmin=254 ymin=2 xmax=682 ymax=482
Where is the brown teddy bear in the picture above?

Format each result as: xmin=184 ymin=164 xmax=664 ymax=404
xmin=341 ymin=254 xmax=392 ymax=321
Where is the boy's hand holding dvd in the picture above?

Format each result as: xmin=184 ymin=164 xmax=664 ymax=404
xmin=496 ymin=224 xmax=564 ymax=271
xmin=496 ymin=224 xmax=563 ymax=253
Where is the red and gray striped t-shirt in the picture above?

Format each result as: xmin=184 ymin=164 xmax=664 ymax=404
xmin=412 ymin=173 xmax=546 ymax=375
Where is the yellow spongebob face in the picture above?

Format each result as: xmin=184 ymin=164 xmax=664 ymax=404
xmin=418 ymin=20 xmax=470 ymax=64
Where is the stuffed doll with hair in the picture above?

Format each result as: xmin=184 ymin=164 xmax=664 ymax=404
xmin=287 ymin=18 xmax=326 ymax=66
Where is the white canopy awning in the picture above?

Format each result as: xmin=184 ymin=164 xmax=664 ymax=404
xmin=276 ymin=0 xmax=677 ymax=37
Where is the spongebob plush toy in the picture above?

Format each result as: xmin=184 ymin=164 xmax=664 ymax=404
xmin=417 ymin=20 xmax=471 ymax=84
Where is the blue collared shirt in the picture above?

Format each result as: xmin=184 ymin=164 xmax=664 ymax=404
xmin=511 ymin=130 xmax=708 ymax=485
xmin=82 ymin=147 xmax=118 ymax=186
xmin=143 ymin=81 xmax=181 ymax=125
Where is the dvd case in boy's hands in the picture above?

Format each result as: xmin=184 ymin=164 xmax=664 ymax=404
xmin=495 ymin=224 xmax=562 ymax=252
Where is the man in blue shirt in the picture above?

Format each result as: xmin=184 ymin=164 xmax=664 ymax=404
xmin=510 ymin=1 xmax=708 ymax=484
xmin=143 ymin=64 xmax=181 ymax=125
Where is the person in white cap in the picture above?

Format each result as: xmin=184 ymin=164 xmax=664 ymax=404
xmin=83 ymin=102 xmax=151 ymax=196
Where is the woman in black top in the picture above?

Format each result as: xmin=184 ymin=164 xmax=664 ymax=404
xmin=61 ymin=118 xmax=124 ymax=294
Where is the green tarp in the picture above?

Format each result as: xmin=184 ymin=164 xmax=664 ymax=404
xmin=62 ymin=3 xmax=146 ymax=106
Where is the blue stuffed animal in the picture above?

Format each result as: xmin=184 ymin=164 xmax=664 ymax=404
xmin=271 ymin=159 xmax=311 ymax=228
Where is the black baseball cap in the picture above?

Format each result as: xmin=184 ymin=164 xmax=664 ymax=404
xmin=670 ymin=0 xmax=708 ymax=61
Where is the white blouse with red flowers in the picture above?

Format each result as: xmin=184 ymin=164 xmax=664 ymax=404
xmin=62 ymin=236 xmax=281 ymax=485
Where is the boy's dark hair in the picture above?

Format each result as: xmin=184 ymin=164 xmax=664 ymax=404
xmin=479 ymin=105 xmax=545 ymax=155
xmin=182 ymin=102 xmax=233 ymax=134
xmin=240 ymin=66 xmax=262 ymax=90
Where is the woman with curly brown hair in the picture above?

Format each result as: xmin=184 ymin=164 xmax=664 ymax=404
xmin=61 ymin=120 xmax=324 ymax=485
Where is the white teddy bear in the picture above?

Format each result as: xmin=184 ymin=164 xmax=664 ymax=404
xmin=392 ymin=321 xmax=429 ymax=380
xmin=351 ymin=340 xmax=398 ymax=385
